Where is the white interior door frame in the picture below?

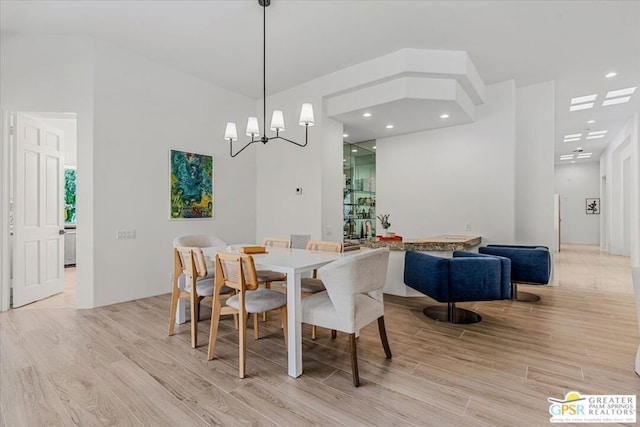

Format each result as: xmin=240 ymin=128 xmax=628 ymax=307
xmin=0 ymin=111 xmax=12 ymax=311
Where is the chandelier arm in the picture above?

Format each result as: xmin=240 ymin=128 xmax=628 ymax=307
xmin=269 ymin=134 xmax=308 ymax=148
xmin=230 ymin=139 xmax=258 ymax=158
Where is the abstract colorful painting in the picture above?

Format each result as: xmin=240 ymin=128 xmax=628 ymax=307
xmin=170 ymin=149 xmax=213 ymax=219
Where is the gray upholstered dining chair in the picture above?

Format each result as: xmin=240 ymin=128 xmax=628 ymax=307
xmin=302 ymin=247 xmax=392 ymax=387
xmin=172 ymin=234 xmax=228 ymax=282
xmin=300 ymin=240 xmax=343 ymax=339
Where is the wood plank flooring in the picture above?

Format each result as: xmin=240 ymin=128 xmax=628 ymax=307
xmin=1 ymin=244 xmax=638 ymax=426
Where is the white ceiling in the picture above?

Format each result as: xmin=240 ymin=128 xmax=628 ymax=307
xmin=2 ymin=0 xmax=639 ymax=163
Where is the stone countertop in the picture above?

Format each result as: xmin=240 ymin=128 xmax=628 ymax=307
xmin=362 ymin=235 xmax=481 ymax=251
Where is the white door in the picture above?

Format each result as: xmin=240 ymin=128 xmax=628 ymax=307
xmin=12 ymin=113 xmax=65 ymax=307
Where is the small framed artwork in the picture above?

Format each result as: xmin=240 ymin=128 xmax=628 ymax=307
xmin=170 ymin=149 xmax=214 ymax=219
xmin=586 ymin=198 xmax=600 ymax=215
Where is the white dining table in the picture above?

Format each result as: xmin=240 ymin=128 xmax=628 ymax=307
xmin=193 ymin=245 xmax=351 ymax=378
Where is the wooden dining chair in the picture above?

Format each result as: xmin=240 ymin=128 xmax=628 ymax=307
xmin=255 ymin=237 xmax=290 ymax=324
xmin=301 ymin=240 xmax=343 ymax=339
xmin=168 ymin=246 xmax=234 ymax=348
xmin=207 ymin=252 xmax=288 ymax=378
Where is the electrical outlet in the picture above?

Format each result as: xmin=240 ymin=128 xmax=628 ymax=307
xmin=116 ymin=229 xmax=137 ymax=240
xmin=465 ymin=223 xmax=471 ymax=231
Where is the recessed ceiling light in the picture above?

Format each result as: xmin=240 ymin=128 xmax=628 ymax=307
xmin=385 ymin=124 xmax=394 ymax=129
xmin=560 ymin=156 xmax=574 ymax=160
xmin=563 ymin=138 xmax=581 ymax=143
xmin=362 ymin=112 xmax=372 ymax=118
xmin=606 ymin=87 xmax=636 ymax=98
xmin=564 ymin=133 xmax=582 ymax=139
xmin=570 ymin=94 xmax=597 ymax=105
xmin=440 ymin=113 xmax=450 ymax=119
xmin=586 ymin=135 xmax=605 ymax=140
xmin=352 ymin=149 xmax=358 ymax=152
xmin=569 ymin=103 xmax=594 ymax=112
xmin=605 ymin=72 xmax=617 ymax=78
xmin=587 ymin=120 xmax=595 ymax=124
xmin=577 ymin=153 xmax=592 ymax=158
xmin=603 ymin=97 xmax=631 ymax=106
xmin=588 ymin=130 xmax=608 ymax=136
xmin=571 ymin=161 xmax=576 ymax=163
xmin=372 ymin=146 xmax=376 ymax=149
xmin=342 ymin=133 xmax=349 ymax=138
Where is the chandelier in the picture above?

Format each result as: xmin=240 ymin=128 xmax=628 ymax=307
xmin=224 ymin=0 xmax=315 ymax=158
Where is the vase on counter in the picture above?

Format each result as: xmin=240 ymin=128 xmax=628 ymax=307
xmin=381 ymin=229 xmax=389 ymax=237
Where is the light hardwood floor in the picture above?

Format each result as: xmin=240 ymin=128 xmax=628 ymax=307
xmin=1 ymin=245 xmax=638 ymax=426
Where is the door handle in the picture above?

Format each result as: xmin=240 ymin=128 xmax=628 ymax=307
xmin=59 ymin=229 xmax=66 ymax=235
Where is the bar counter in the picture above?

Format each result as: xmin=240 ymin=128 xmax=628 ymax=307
xmin=362 ymin=235 xmax=481 ymax=252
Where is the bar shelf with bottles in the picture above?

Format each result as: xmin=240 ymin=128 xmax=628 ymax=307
xmin=343 ymin=185 xmax=376 ymax=239
xmin=343 ymin=140 xmax=376 ymax=241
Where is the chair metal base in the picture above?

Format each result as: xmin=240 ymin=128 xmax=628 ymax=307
xmin=423 ymin=303 xmax=482 ymax=324
xmin=511 ymin=283 xmax=541 ymax=302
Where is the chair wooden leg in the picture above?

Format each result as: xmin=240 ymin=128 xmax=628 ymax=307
xmin=262 ymin=282 xmax=271 ymax=322
xmin=253 ymin=312 xmax=259 ymax=340
xmin=207 ymin=298 xmax=222 ymax=361
xmin=349 ymin=333 xmax=360 ymax=387
xmin=168 ymin=290 xmax=179 ymax=336
xmin=233 ymin=313 xmax=239 ymax=330
xmin=190 ymin=293 xmax=198 ymax=348
xmin=280 ymin=306 xmax=288 ymax=347
xmin=331 ymin=329 xmax=337 ymax=339
xmin=239 ymin=305 xmax=247 ymax=379
xmin=311 ymin=325 xmax=317 ymax=340
xmin=377 ymin=316 xmax=392 ymax=359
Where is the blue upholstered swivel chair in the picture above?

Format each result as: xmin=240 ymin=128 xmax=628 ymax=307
xmin=478 ymin=244 xmax=551 ymax=302
xmin=404 ymin=251 xmax=511 ymax=324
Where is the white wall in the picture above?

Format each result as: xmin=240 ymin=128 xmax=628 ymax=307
xmin=554 ymin=162 xmax=601 ymax=245
xmin=601 ymin=114 xmax=638 ymax=265
xmin=1 ymin=34 xmax=258 ymax=308
xmin=516 ymin=81 xmax=555 ymax=250
xmin=91 ymin=41 xmax=256 ymax=307
xmin=375 ymin=81 xmax=516 ymax=244
xmin=255 ymin=84 xmax=343 ymax=243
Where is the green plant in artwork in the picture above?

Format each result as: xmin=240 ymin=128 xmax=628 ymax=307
xmin=170 ymin=150 xmax=214 ymax=219
xmin=64 ymin=168 xmax=77 ymax=223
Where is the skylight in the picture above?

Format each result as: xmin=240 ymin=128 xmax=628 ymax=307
xmin=605 ymin=87 xmax=636 ymax=98
xmin=602 ymin=97 xmax=631 ymax=106
xmin=571 ymin=94 xmax=597 ymax=105
xmin=569 ymin=103 xmax=594 ymax=112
